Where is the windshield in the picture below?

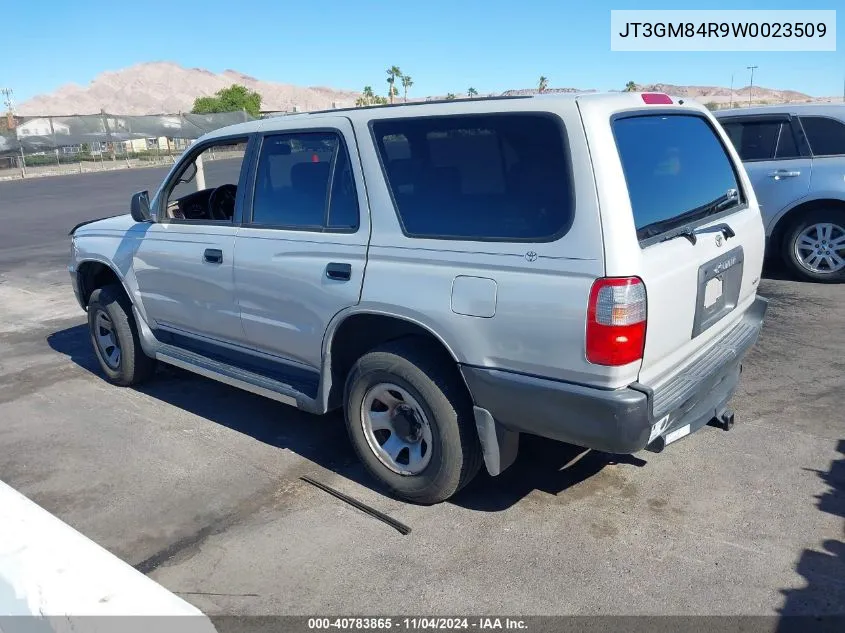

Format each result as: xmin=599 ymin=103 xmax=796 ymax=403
xmin=612 ymin=114 xmax=742 ymax=243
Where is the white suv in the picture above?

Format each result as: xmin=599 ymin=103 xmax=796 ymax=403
xmin=69 ymin=92 xmax=767 ymax=503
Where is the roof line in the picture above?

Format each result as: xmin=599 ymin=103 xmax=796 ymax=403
xmin=305 ymin=95 xmax=533 ymax=116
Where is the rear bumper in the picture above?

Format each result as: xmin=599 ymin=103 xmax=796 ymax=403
xmin=461 ymin=296 xmax=768 ymax=454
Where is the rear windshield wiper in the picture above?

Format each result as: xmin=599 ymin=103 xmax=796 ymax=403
xmin=638 ymin=188 xmax=741 ymax=242
xmin=659 ymin=226 xmax=698 ymax=245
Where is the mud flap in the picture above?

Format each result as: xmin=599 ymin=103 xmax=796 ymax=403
xmin=473 ymin=406 xmax=519 ymax=476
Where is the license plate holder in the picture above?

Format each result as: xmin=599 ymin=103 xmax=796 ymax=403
xmin=692 ymin=246 xmax=744 ymax=338
xmin=704 ymin=276 xmax=723 ymax=309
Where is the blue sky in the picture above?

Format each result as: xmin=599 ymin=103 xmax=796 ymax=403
xmin=6 ymin=0 xmax=844 ymax=103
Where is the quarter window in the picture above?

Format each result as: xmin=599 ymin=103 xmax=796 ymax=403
xmin=800 ymin=116 xmax=845 ymax=157
xmin=251 ymin=132 xmax=359 ymax=230
xmin=371 ymin=114 xmax=573 ymax=241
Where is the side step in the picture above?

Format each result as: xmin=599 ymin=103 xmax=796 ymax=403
xmin=155 ymin=344 xmax=314 ymax=410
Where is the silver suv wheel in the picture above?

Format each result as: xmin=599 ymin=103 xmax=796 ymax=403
xmin=94 ymin=309 xmax=121 ymax=369
xmin=793 ymin=222 xmax=845 ymax=274
xmin=360 ymin=382 xmax=433 ymax=475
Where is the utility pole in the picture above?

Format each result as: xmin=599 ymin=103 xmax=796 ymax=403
xmin=1 ymin=88 xmax=24 ymax=176
xmin=0 ymin=87 xmax=14 ymax=121
xmin=747 ymin=65 xmax=758 ymax=106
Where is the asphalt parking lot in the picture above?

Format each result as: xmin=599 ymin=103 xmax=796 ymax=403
xmin=0 ymin=169 xmax=843 ymax=618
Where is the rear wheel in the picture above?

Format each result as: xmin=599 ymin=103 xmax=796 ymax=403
xmin=88 ymin=284 xmax=156 ymax=386
xmin=783 ymin=209 xmax=845 ymax=283
xmin=343 ymin=339 xmax=482 ymax=504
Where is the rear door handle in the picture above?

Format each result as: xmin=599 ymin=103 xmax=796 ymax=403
xmin=203 ymin=248 xmax=223 ymax=264
xmin=768 ymin=170 xmax=801 ymax=179
xmin=326 ymin=262 xmax=352 ymax=281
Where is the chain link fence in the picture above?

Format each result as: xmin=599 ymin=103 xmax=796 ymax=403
xmin=0 ymin=111 xmax=255 ymax=179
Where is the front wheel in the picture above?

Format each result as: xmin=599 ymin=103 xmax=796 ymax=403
xmin=87 ymin=284 xmax=157 ymax=386
xmin=783 ymin=209 xmax=845 ymax=283
xmin=344 ymin=339 xmax=482 ymax=504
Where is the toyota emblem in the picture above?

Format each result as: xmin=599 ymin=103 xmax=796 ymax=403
xmin=525 ymin=250 xmax=538 ymax=262
xmin=715 ymin=234 xmax=723 ymax=247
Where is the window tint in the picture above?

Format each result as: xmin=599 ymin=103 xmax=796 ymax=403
xmin=251 ymin=132 xmax=359 ymax=230
xmin=775 ymin=123 xmax=799 ymax=159
xmin=613 ymin=115 xmax=741 ymax=241
xmin=371 ymin=114 xmax=573 ymax=241
xmin=800 ymin=116 xmax=845 ymax=157
xmin=720 ymin=120 xmax=779 ymax=161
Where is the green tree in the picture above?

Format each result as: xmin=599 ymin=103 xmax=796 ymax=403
xmin=704 ymin=101 xmax=720 ymax=111
xmin=624 ymin=81 xmax=638 ymax=92
xmin=356 ymin=86 xmax=389 ymax=107
xmin=191 ymin=84 xmax=262 ymax=118
xmin=386 ymin=66 xmax=402 ymax=104
xmin=401 ymin=75 xmax=414 ymax=102
xmin=445 ymin=93 xmax=457 ymax=100
xmin=356 ymin=85 xmax=376 ymax=106
xmin=467 ymin=87 xmax=478 ymax=98
xmin=538 ymin=76 xmax=549 ymax=93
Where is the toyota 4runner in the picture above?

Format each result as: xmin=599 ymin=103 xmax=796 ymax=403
xmin=69 ymin=92 xmax=768 ymax=503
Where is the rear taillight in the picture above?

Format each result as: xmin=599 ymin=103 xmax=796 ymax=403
xmin=586 ymin=277 xmax=647 ymax=366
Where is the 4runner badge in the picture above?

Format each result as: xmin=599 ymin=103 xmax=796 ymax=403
xmin=525 ymin=251 xmax=538 ymax=262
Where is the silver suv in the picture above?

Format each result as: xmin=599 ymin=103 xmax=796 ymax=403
xmin=69 ymin=93 xmax=767 ymax=503
xmin=715 ymin=104 xmax=845 ymax=282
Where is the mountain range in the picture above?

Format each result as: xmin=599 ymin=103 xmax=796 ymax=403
xmin=16 ymin=62 xmax=838 ymax=116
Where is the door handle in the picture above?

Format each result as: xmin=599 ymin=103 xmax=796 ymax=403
xmin=203 ymin=248 xmax=223 ymax=264
xmin=768 ymin=170 xmax=801 ymax=180
xmin=326 ymin=262 xmax=352 ymax=281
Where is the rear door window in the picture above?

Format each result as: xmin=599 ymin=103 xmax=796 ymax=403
xmin=720 ymin=119 xmax=800 ymax=160
xmin=720 ymin=120 xmax=779 ymax=161
xmin=371 ymin=114 xmax=573 ymax=241
xmin=799 ymin=116 xmax=845 ymax=157
xmin=613 ymin=114 xmax=742 ymax=243
xmin=250 ymin=132 xmax=359 ymax=231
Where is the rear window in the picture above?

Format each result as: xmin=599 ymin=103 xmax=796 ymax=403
xmin=371 ymin=114 xmax=573 ymax=241
xmin=613 ymin=114 xmax=741 ymax=242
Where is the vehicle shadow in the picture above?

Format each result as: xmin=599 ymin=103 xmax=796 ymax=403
xmin=776 ymin=440 xmax=845 ymax=631
xmin=47 ymin=323 xmax=646 ymax=512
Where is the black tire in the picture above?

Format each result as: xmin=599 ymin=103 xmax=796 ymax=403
xmin=782 ymin=208 xmax=845 ymax=283
xmin=87 ymin=284 xmax=156 ymax=386
xmin=344 ymin=338 xmax=482 ymax=504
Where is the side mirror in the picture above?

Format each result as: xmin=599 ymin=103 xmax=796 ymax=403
xmin=130 ymin=190 xmax=152 ymax=222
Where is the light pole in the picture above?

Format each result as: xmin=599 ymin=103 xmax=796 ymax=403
xmin=747 ymin=65 xmax=758 ymax=106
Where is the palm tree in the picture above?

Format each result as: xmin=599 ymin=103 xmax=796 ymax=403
xmin=357 ymin=85 xmax=375 ymax=106
xmin=445 ymin=93 xmax=456 ymax=100
xmin=386 ymin=66 xmax=402 ymax=104
xmin=625 ymin=81 xmax=637 ymax=92
xmin=538 ymin=76 xmax=549 ymax=93
xmin=401 ymin=75 xmax=413 ymax=102
xmin=467 ymin=87 xmax=478 ymax=98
